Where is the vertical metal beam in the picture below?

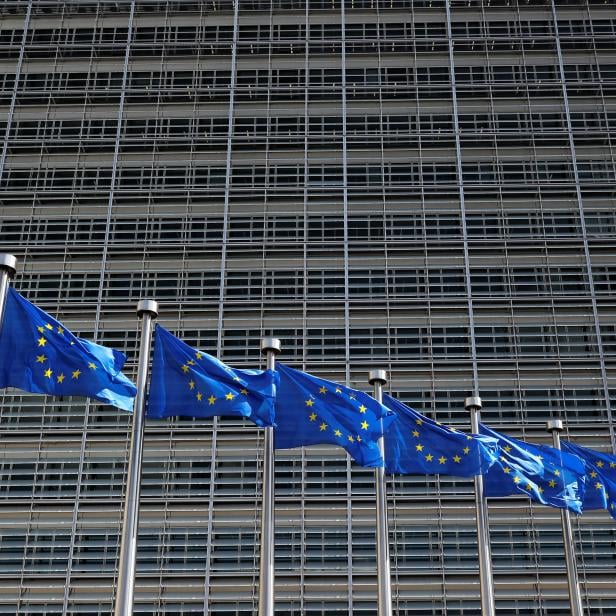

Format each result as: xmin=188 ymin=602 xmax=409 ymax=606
xmin=0 ymin=254 xmax=17 ymax=331
xmin=258 ymin=337 xmax=281 ymax=616
xmin=465 ymin=396 xmax=495 ymax=616
xmin=546 ymin=419 xmax=584 ymax=616
xmin=368 ymin=369 xmax=392 ymax=616
xmin=113 ymin=300 xmax=159 ymax=616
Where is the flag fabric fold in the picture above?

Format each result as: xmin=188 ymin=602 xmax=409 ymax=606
xmin=0 ymin=288 xmax=136 ymax=411
xmin=146 ymin=325 xmax=276 ymax=427
xmin=382 ymin=394 xmax=498 ymax=476
xmin=480 ymin=423 xmax=586 ymax=514
xmin=273 ymin=363 xmax=396 ymax=467
xmin=561 ymin=440 xmax=616 ymax=519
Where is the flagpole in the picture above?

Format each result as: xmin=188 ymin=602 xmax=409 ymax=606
xmin=368 ymin=369 xmax=393 ymax=616
xmin=546 ymin=419 xmax=584 ymax=616
xmin=258 ymin=336 xmax=281 ymax=616
xmin=465 ymin=396 xmax=495 ymax=616
xmin=0 ymin=254 xmax=17 ymax=330
xmin=114 ymin=299 xmax=158 ymax=616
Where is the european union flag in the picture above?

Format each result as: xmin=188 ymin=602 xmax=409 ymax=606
xmin=273 ymin=364 xmax=396 ymax=467
xmin=382 ymin=394 xmax=498 ymax=476
xmin=146 ymin=325 xmax=276 ymax=427
xmin=480 ymin=424 xmax=586 ymax=514
xmin=562 ymin=440 xmax=616 ymax=520
xmin=0 ymin=288 xmax=137 ymax=411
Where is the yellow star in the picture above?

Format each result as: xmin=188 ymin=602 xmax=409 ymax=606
xmin=503 ymin=467 xmax=511 ymax=474
xmin=181 ymin=365 xmax=189 ymax=373
xmin=208 ymin=395 xmax=216 ymax=405
xmin=361 ymin=421 xmax=369 ymax=430
xmin=240 ymin=388 xmax=248 ymax=395
xmin=188 ymin=380 xmax=195 ymax=390
xmin=358 ymin=405 xmax=367 ymax=414
xmin=453 ymin=455 xmax=461 ymax=463
xmin=348 ymin=435 xmax=354 ymax=443
xmin=597 ymin=461 xmax=605 ymax=468
xmin=500 ymin=456 xmax=507 ymax=462
xmin=415 ymin=419 xmax=423 ymax=425
xmin=88 ymin=362 xmax=96 ymax=370
xmin=610 ymin=462 xmax=616 ymax=469
xmin=225 ymin=392 xmax=235 ymax=400
xmin=196 ymin=392 xmax=203 ymax=401
xmin=537 ymin=486 xmax=544 ymax=494
xmin=335 ymin=387 xmax=342 ymax=394
xmin=412 ymin=430 xmax=419 ymax=438
xmin=526 ymin=483 xmax=533 ymax=491
xmin=309 ymin=412 xmax=317 ymax=421
xmin=72 ymin=369 xmax=81 ymax=379
xmin=549 ymin=479 xmax=556 ymax=488
xmin=503 ymin=445 xmax=512 ymax=453
xmin=233 ymin=376 xmax=241 ymax=382
xmin=553 ymin=469 xmax=560 ymax=477
xmin=36 ymin=354 xmax=47 ymax=363
xmin=196 ymin=352 xmax=203 ymax=359
xmin=187 ymin=360 xmax=195 ymax=365
xmin=37 ymin=337 xmax=46 ymax=347
xmin=319 ymin=422 xmax=327 ymax=431
xmin=466 ymin=435 xmax=472 ymax=440
xmin=349 ymin=394 xmax=356 ymax=400
xmin=44 ymin=368 xmax=53 ymax=378
xmin=305 ymin=399 xmax=314 ymax=407
xmin=596 ymin=482 xmax=603 ymax=490
xmin=463 ymin=446 xmax=470 ymax=454
xmin=425 ymin=454 xmax=433 ymax=462
xmin=57 ymin=327 xmax=64 ymax=335
xmin=334 ymin=429 xmax=342 ymax=437
xmin=590 ymin=470 xmax=597 ymax=478
xmin=45 ymin=324 xmax=53 ymax=330
xmin=37 ymin=326 xmax=44 ymax=333
xmin=438 ymin=456 xmax=446 ymax=464
xmin=319 ymin=386 xmax=327 ymax=394
xmin=513 ymin=476 xmax=521 ymax=484
xmin=57 ymin=374 xmax=65 ymax=383
xmin=416 ymin=444 xmax=424 ymax=452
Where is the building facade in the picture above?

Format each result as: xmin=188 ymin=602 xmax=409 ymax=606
xmin=1 ymin=0 xmax=615 ymax=613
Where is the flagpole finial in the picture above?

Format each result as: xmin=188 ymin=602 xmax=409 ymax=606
xmin=0 ymin=254 xmax=17 ymax=278
xmin=546 ymin=418 xmax=564 ymax=433
xmin=136 ymin=299 xmax=159 ymax=318
xmin=260 ymin=337 xmax=281 ymax=355
xmin=368 ymin=369 xmax=387 ymax=385
xmin=464 ymin=396 xmax=482 ymax=411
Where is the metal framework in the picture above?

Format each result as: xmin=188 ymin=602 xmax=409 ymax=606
xmin=0 ymin=0 xmax=615 ymax=614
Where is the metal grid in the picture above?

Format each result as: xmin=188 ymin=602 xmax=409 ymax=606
xmin=0 ymin=0 xmax=615 ymax=613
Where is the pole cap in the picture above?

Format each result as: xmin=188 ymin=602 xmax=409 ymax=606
xmin=546 ymin=418 xmax=564 ymax=433
xmin=464 ymin=396 xmax=482 ymax=411
xmin=0 ymin=254 xmax=17 ymax=278
xmin=137 ymin=299 xmax=159 ymax=317
xmin=261 ymin=337 xmax=281 ymax=354
xmin=368 ymin=369 xmax=387 ymax=385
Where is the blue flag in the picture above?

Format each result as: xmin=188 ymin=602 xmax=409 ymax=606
xmin=480 ymin=424 xmax=586 ymax=514
xmin=562 ymin=440 xmax=616 ymax=519
xmin=273 ymin=363 xmax=396 ymax=467
xmin=0 ymin=288 xmax=136 ymax=411
xmin=146 ymin=325 xmax=276 ymax=427
xmin=382 ymin=394 xmax=498 ymax=476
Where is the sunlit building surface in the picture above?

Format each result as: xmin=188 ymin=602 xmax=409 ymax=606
xmin=1 ymin=0 xmax=616 ymax=613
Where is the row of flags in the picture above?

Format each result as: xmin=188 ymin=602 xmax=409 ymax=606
xmin=1 ymin=287 xmax=615 ymax=520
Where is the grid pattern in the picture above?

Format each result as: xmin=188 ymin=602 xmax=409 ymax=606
xmin=1 ymin=0 xmax=616 ymax=614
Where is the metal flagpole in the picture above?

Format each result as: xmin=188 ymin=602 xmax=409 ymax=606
xmin=0 ymin=254 xmax=17 ymax=331
xmin=258 ymin=336 xmax=281 ymax=616
xmin=465 ymin=396 xmax=496 ymax=616
xmin=114 ymin=299 xmax=158 ymax=616
xmin=546 ymin=419 xmax=584 ymax=616
xmin=368 ymin=369 xmax=393 ymax=616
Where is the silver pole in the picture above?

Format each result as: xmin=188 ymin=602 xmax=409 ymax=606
xmin=114 ymin=299 xmax=158 ymax=616
xmin=258 ymin=336 xmax=281 ymax=616
xmin=368 ymin=369 xmax=393 ymax=616
xmin=465 ymin=396 xmax=495 ymax=616
xmin=0 ymin=254 xmax=17 ymax=331
xmin=546 ymin=419 xmax=584 ymax=616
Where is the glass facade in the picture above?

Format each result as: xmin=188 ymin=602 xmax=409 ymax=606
xmin=1 ymin=0 xmax=615 ymax=613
